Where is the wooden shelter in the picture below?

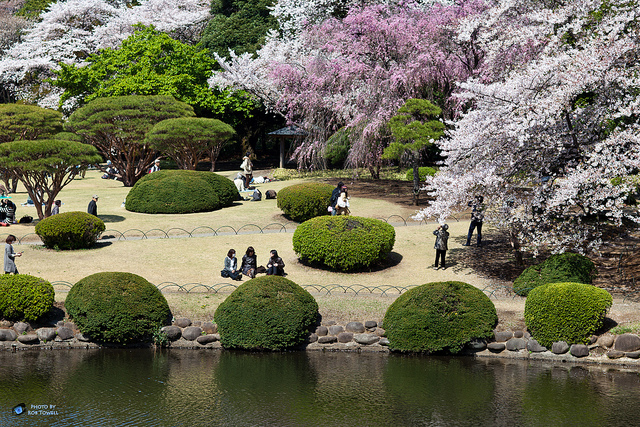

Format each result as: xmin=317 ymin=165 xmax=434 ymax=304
xmin=268 ymin=125 xmax=307 ymax=168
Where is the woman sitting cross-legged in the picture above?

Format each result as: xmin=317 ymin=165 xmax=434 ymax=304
xmin=266 ymin=249 xmax=285 ymax=276
xmin=241 ymin=246 xmax=257 ymax=279
xmin=221 ymin=249 xmax=242 ymax=281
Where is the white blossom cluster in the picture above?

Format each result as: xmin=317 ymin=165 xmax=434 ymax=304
xmin=418 ymin=0 xmax=640 ymax=253
xmin=0 ymin=0 xmax=209 ymax=109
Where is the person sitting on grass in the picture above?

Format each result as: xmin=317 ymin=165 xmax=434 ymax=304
xmin=221 ymin=249 xmax=242 ymax=281
xmin=241 ymin=246 xmax=257 ymax=279
xmin=266 ymin=249 xmax=285 ymax=276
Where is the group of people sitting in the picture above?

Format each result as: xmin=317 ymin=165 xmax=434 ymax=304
xmin=221 ymin=247 xmax=285 ymax=281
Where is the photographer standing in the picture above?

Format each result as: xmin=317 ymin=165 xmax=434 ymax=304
xmin=463 ymin=195 xmax=484 ymax=247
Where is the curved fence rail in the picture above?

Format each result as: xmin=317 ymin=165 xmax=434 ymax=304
xmin=0 ymin=215 xmax=457 ymax=245
xmin=3 ymin=215 xmax=443 ymax=245
xmin=48 ymin=279 xmax=640 ymax=300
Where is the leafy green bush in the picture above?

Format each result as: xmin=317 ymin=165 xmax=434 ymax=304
xmin=277 ymin=183 xmax=334 ymax=222
xmin=125 ymin=170 xmax=237 ymax=214
xmin=214 ymin=276 xmax=319 ymax=350
xmin=0 ymin=275 xmax=54 ymax=322
xmin=405 ymin=166 xmax=437 ymax=182
xmin=524 ymin=282 xmax=612 ymax=347
xmin=293 ymin=216 xmax=395 ymax=271
xmin=325 ymin=128 xmax=352 ymax=168
xmin=383 ymin=281 xmax=497 ymax=353
xmin=66 ymin=272 xmax=172 ymax=344
xmin=35 ymin=211 xmax=105 ymax=250
xmin=513 ymin=252 xmax=596 ymax=296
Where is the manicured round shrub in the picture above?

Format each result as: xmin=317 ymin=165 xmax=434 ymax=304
xmin=405 ymin=166 xmax=437 ymax=182
xmin=214 ymin=276 xmax=319 ymax=351
xmin=35 ymin=211 xmax=105 ymax=249
xmin=125 ymin=170 xmax=237 ymax=214
xmin=66 ymin=272 xmax=172 ymax=344
xmin=524 ymin=282 xmax=612 ymax=348
xmin=513 ymin=252 xmax=596 ymax=296
xmin=277 ymin=183 xmax=333 ymax=222
xmin=383 ymin=281 xmax=497 ymax=354
xmin=293 ymin=216 xmax=395 ymax=271
xmin=0 ymin=275 xmax=54 ymax=321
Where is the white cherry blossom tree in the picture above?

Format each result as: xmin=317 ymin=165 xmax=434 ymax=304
xmin=417 ymin=0 xmax=640 ymax=257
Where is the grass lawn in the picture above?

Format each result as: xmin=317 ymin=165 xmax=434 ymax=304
xmin=9 ymin=168 xmax=640 ymax=330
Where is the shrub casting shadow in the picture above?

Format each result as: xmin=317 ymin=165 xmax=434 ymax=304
xmin=98 ymin=214 xmax=126 ymax=223
xmin=40 ymin=304 xmax=66 ymax=326
xmin=92 ymin=241 xmax=113 ymax=249
xmin=296 ymin=251 xmax=403 ymax=274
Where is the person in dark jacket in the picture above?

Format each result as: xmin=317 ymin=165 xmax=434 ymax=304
xmin=241 ymin=246 xmax=257 ymax=278
xmin=329 ymin=181 xmax=344 ymax=216
xmin=463 ymin=195 xmax=484 ymax=247
xmin=433 ymin=223 xmax=449 ymax=270
xmin=266 ymin=249 xmax=285 ymax=276
xmin=87 ymin=195 xmax=98 ymax=216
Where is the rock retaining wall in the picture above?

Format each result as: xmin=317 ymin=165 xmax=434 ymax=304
xmin=3 ymin=318 xmax=640 ymax=367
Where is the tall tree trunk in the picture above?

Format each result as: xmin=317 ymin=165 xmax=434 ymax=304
xmin=509 ymin=228 xmax=523 ymax=266
xmin=412 ymin=153 xmax=420 ymax=206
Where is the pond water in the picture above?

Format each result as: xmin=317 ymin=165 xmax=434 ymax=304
xmin=1 ymin=349 xmax=639 ymax=426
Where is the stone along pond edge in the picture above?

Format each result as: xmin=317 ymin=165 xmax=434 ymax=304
xmin=3 ymin=317 xmax=640 ymax=368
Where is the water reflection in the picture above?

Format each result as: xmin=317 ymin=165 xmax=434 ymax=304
xmin=1 ymin=350 xmax=640 ymax=426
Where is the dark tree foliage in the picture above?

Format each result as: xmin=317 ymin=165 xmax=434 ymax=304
xmin=65 ymin=95 xmax=194 ymax=187
xmin=200 ymin=0 xmax=277 ymax=59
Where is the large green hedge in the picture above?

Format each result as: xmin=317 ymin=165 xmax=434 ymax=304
xmin=35 ymin=211 xmax=105 ymax=249
xmin=66 ymin=272 xmax=172 ymax=344
xmin=277 ymin=183 xmax=333 ymax=222
xmin=524 ymin=282 xmax=612 ymax=348
xmin=125 ymin=170 xmax=237 ymax=214
xmin=214 ymin=276 xmax=319 ymax=350
xmin=513 ymin=252 xmax=596 ymax=296
xmin=293 ymin=216 xmax=395 ymax=271
xmin=0 ymin=275 xmax=54 ymax=322
xmin=383 ymin=281 xmax=497 ymax=354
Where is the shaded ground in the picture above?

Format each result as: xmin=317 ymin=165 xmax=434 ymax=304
xmin=319 ymin=178 xmax=432 ymax=207
xmin=331 ymin=177 xmax=640 ymax=298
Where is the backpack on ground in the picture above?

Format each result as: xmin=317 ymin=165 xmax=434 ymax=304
xmin=265 ymin=190 xmax=277 ymax=199
xmin=251 ymin=189 xmax=262 ymax=201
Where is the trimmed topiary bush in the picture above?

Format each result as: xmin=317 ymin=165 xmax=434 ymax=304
xmin=214 ymin=276 xmax=319 ymax=350
xmin=66 ymin=272 xmax=172 ymax=344
xmin=513 ymin=252 xmax=596 ymax=296
xmin=0 ymin=275 xmax=54 ymax=322
xmin=35 ymin=211 xmax=105 ymax=249
xmin=293 ymin=216 xmax=395 ymax=272
xmin=524 ymin=282 xmax=612 ymax=347
xmin=383 ymin=281 xmax=497 ymax=353
xmin=277 ymin=183 xmax=333 ymax=222
xmin=125 ymin=170 xmax=237 ymax=214
xmin=405 ymin=166 xmax=437 ymax=182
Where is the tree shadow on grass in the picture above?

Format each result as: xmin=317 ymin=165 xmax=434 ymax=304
xmin=98 ymin=214 xmax=126 ymax=223
xmin=296 ymin=251 xmax=403 ymax=274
